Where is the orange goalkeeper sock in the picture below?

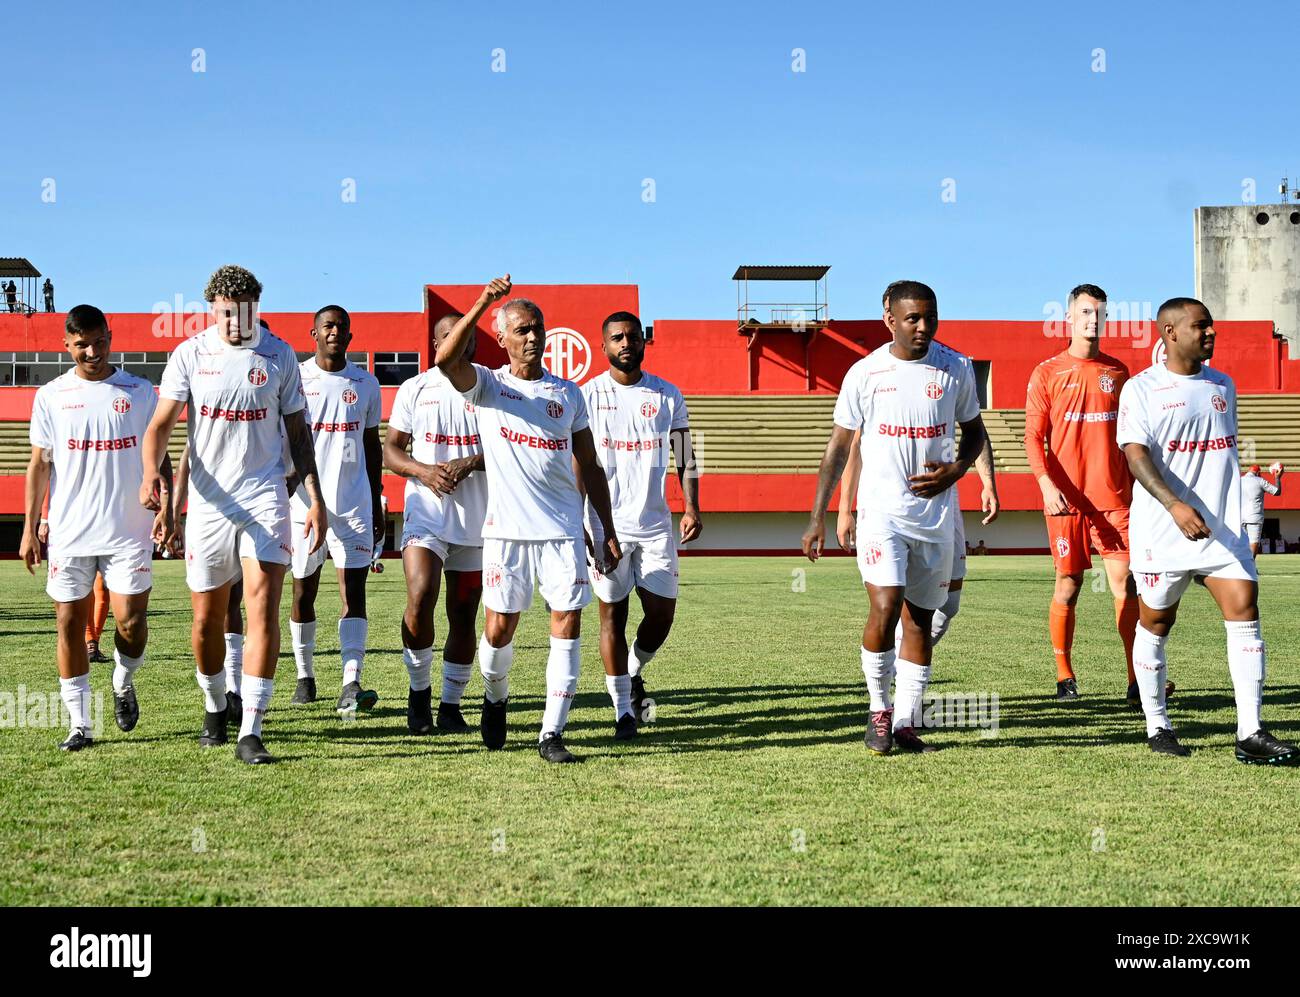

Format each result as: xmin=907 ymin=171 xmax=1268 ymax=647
xmin=1115 ymin=594 xmax=1140 ymax=685
xmin=86 ymin=574 xmax=109 ymax=644
xmin=1050 ymin=601 xmax=1076 ymax=681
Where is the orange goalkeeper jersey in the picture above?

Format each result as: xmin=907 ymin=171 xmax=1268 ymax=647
xmin=1024 ymin=350 xmax=1133 ymax=513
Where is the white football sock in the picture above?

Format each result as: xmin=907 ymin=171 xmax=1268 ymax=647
xmin=59 ymin=673 xmax=91 ymax=734
xmin=112 ymin=648 xmax=143 ymax=694
xmin=223 ymin=633 xmax=243 ymax=695
xmin=290 ymin=621 xmax=316 ymax=680
xmin=479 ymin=637 xmax=513 ymax=704
xmin=339 ymin=617 xmax=367 ymax=686
xmin=239 ymin=675 xmax=273 ymax=740
xmin=931 ymin=589 xmax=962 ymax=645
xmin=606 ymin=673 xmax=632 ymax=719
xmin=541 ymin=636 xmax=581 ymax=738
xmin=441 ymin=660 xmax=473 ymax=705
xmin=892 ymin=659 xmax=931 ymax=732
xmin=1133 ymin=624 xmax=1171 ymax=738
xmin=893 ymin=590 xmax=962 ymax=649
xmin=1225 ymin=619 xmax=1265 ymax=740
xmin=629 ymin=641 xmax=655 ymax=678
xmin=403 ymin=646 xmax=434 ymax=692
xmin=861 ymin=646 xmax=896 ymax=712
xmin=196 ymin=667 xmax=228 ymax=713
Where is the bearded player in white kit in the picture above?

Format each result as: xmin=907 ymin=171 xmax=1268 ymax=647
xmin=385 ymin=312 xmax=488 ymax=735
xmin=581 ymin=311 xmax=701 ymax=737
xmin=20 ymin=305 xmax=171 ymax=750
xmin=435 ymin=275 xmax=622 ymax=764
xmin=1117 ymin=297 xmax=1298 ymax=764
xmin=142 ymin=265 xmax=328 ymax=765
xmin=803 ymin=281 xmax=986 ymax=756
xmin=285 ymin=306 xmax=384 ymax=714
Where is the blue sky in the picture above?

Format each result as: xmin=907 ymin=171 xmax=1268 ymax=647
xmin=3 ymin=0 xmax=1297 ymax=323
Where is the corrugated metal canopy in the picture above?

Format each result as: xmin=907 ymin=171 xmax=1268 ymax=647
xmin=0 ymin=258 xmax=41 ymax=278
xmin=732 ymin=265 xmax=829 ymax=281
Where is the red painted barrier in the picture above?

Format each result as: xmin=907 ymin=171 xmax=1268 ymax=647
xmin=3 ymin=289 xmax=1297 ymax=523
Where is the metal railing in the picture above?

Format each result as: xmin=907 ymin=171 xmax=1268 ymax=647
xmin=736 ymin=302 xmax=829 ymax=327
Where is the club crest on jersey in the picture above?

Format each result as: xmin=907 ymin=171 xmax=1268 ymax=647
xmin=1055 ymin=537 xmax=1070 ymax=558
xmin=862 ymin=543 xmax=883 ymax=565
xmin=484 ymin=565 xmax=503 ymax=588
xmin=465 ymin=401 xmax=475 ymax=414
xmin=248 ymin=368 xmax=269 ymax=387
xmin=924 ymin=381 xmax=944 ymax=400
xmin=1211 ymin=394 xmax=1227 ymax=413
xmin=542 ymin=327 xmax=591 ymax=382
xmin=640 ymin=401 xmax=659 ymax=419
xmin=546 ymin=401 xmax=564 ymax=419
xmin=112 ymin=396 xmax=131 ymax=413
xmin=1098 ymin=373 xmax=1115 ymax=393
xmin=342 ymin=388 xmax=358 ymax=405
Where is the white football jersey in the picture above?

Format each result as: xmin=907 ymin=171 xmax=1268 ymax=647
xmin=389 ymin=367 xmax=488 ymax=546
xmin=30 ymin=368 xmax=158 ymax=557
xmin=459 ymin=364 xmax=588 ymax=541
xmin=160 ymin=326 xmax=304 ymax=515
xmin=1239 ymin=473 xmax=1279 ymax=524
xmin=833 ymin=341 xmax=981 ymax=544
xmin=289 ymin=358 xmax=382 ymax=523
xmin=581 ymin=370 xmax=689 ymax=542
xmin=1117 ymin=363 xmax=1251 ymax=571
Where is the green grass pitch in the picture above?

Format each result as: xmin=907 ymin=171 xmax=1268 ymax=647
xmin=2 ymin=554 xmax=1299 ymax=906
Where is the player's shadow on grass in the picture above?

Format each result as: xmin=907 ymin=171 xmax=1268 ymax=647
xmin=931 ymin=686 xmax=1300 ymax=750
xmin=559 ymin=683 xmax=873 ymax=753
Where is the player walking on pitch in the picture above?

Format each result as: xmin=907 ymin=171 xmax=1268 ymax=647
xmin=1240 ymin=464 xmax=1283 ymax=558
xmin=434 ymin=275 xmax=622 ymax=763
xmin=838 ymin=283 xmax=999 ymax=675
xmin=20 ymin=305 xmax=170 ymax=750
xmin=174 ymin=445 xmax=247 ymax=724
xmin=1117 ymin=297 xmax=1297 ymax=763
xmin=581 ymin=311 xmax=702 ymax=737
xmin=285 ymin=306 xmax=384 ymax=714
xmin=385 ymin=312 xmax=488 ymax=735
xmin=1024 ymin=284 xmax=1148 ymax=705
xmin=803 ymin=281 xmax=986 ymax=755
xmin=142 ymin=265 xmax=327 ymax=765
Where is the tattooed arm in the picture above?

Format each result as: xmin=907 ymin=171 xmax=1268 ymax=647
xmin=975 ymin=434 xmax=999 ymax=525
xmin=1123 ymin=442 xmax=1210 ymax=540
xmin=284 ymin=410 xmax=328 ymax=554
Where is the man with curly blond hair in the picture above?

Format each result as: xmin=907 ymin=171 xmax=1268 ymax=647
xmin=140 ymin=265 xmax=328 ymax=764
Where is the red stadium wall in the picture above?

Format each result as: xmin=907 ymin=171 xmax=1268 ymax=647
xmin=2 ymin=292 xmax=1298 ymax=541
